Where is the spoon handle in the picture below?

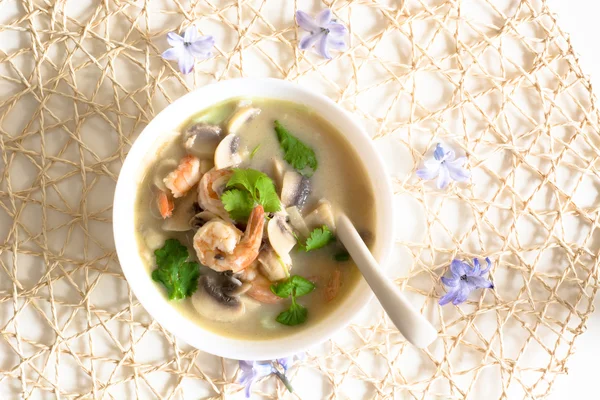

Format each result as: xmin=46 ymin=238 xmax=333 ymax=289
xmin=336 ymin=214 xmax=438 ymax=348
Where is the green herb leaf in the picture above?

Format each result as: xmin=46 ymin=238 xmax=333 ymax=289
xmin=270 ymin=280 xmax=294 ymax=298
xmin=289 ymin=275 xmax=316 ymax=296
xmin=270 ymin=275 xmax=315 ymax=298
xmin=222 ymin=168 xmax=281 ymax=220
xmin=250 ymin=144 xmax=261 ymax=159
xmin=301 ymin=225 xmax=335 ymax=252
xmin=221 ymin=189 xmax=254 ymax=221
xmin=151 ymin=239 xmax=200 ymax=300
xmin=334 ymin=251 xmax=350 ymax=262
xmin=276 ymin=299 xmax=308 ymax=326
xmin=274 ymin=121 xmax=318 ymax=176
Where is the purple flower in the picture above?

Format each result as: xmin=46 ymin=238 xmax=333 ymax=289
xmin=238 ymin=354 xmax=303 ymax=398
xmin=416 ymin=143 xmax=470 ymax=189
xmin=439 ymin=258 xmax=494 ymax=306
xmin=161 ymin=26 xmax=214 ymax=74
xmin=295 ymin=10 xmax=347 ymax=59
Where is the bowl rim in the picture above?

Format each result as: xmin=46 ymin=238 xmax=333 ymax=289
xmin=113 ymin=78 xmax=395 ymax=360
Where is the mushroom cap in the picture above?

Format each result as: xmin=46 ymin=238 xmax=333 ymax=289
xmin=305 ymin=199 xmax=336 ymax=232
xmin=191 ymin=274 xmax=245 ymax=322
xmin=267 ymin=215 xmax=296 ymax=260
xmin=183 ymin=123 xmax=222 ymax=158
xmin=226 ymin=107 xmax=261 ymax=135
xmin=214 ymin=134 xmax=242 ymax=170
xmin=281 ymin=171 xmax=311 ymax=209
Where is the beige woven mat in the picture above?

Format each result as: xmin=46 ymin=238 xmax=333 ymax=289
xmin=1 ymin=0 xmax=599 ymax=398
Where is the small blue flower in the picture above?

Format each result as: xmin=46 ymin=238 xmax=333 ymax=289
xmin=238 ymin=354 xmax=303 ymax=398
xmin=161 ymin=26 xmax=214 ymax=74
xmin=296 ymin=10 xmax=347 ymax=59
xmin=416 ymin=143 xmax=470 ymax=189
xmin=439 ymin=258 xmax=494 ymax=305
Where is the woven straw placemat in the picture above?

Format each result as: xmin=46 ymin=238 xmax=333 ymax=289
xmin=1 ymin=0 xmax=599 ymax=398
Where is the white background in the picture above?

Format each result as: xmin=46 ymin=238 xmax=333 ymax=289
xmin=545 ymin=1 xmax=600 ymax=398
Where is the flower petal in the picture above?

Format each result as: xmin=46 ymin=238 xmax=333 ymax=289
xmin=433 ymin=143 xmax=445 ymax=160
xmin=472 ymin=258 xmax=481 ymax=276
xmin=450 ymin=156 xmax=467 ymax=166
xmin=161 ymin=46 xmax=183 ymax=61
xmin=326 ymin=22 xmax=348 ymax=35
xmin=443 ymin=149 xmax=456 ymax=162
xmin=178 ymin=50 xmax=195 ymax=74
xmin=167 ymin=32 xmax=184 ymax=47
xmin=481 ymin=257 xmax=492 ymax=274
xmin=244 ymin=378 xmax=255 ymax=398
xmin=316 ymin=9 xmax=332 ymax=25
xmin=277 ymin=357 xmax=293 ymax=371
xmin=441 ymin=276 xmax=459 ymax=287
xmin=188 ymin=36 xmax=215 ymax=58
xmin=316 ymin=33 xmax=332 ymax=59
xmin=184 ymin=26 xmax=198 ymax=43
xmin=439 ymin=288 xmax=459 ymax=305
xmin=316 ymin=32 xmax=332 ymax=59
xmin=450 ymin=259 xmax=468 ymax=277
xmin=436 ymin=165 xmax=450 ymax=189
xmin=416 ymin=165 xmax=439 ymax=180
xmin=452 ymin=285 xmax=471 ymax=305
xmin=327 ymin=36 xmax=346 ymax=51
xmin=296 ymin=10 xmax=320 ymax=32
xmin=446 ymin=160 xmax=470 ymax=182
xmin=299 ymin=32 xmax=322 ymax=50
xmin=467 ymin=276 xmax=494 ymax=290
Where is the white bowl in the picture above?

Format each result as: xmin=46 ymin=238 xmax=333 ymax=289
xmin=113 ymin=78 xmax=394 ymax=360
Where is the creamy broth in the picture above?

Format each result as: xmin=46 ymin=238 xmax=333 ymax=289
xmin=134 ymin=98 xmax=376 ymax=340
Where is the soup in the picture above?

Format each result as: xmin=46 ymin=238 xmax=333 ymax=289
xmin=134 ymin=98 xmax=376 ymax=340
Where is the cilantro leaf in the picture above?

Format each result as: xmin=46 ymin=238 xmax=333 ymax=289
xmin=289 ymin=275 xmax=315 ymax=296
xmin=222 ymin=169 xmax=281 ymax=220
xmin=270 ymin=275 xmax=315 ymax=298
xmin=274 ymin=121 xmax=318 ymax=176
xmin=221 ymin=189 xmax=254 ymax=221
xmin=254 ymin=175 xmax=281 ymax=212
xmin=301 ymin=225 xmax=335 ymax=252
xmin=152 ymin=239 xmax=200 ymax=300
xmin=276 ymin=299 xmax=308 ymax=326
xmin=271 ymin=280 xmax=294 ymax=298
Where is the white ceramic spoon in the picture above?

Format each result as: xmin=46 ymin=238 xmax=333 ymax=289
xmin=336 ymin=214 xmax=438 ymax=348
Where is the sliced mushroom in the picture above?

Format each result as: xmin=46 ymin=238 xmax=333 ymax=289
xmin=258 ymin=247 xmax=290 ymax=281
xmin=305 ymin=199 xmax=336 ymax=232
xmin=226 ymin=107 xmax=261 ymax=135
xmin=267 ymin=215 xmax=296 ymax=260
xmin=191 ymin=274 xmax=245 ymax=322
xmin=189 ymin=210 xmax=218 ymax=230
xmin=161 ymin=192 xmax=197 ymax=231
xmin=281 ymin=171 xmax=311 ymax=209
xmin=272 ymin=159 xmax=286 ymax=193
xmin=183 ymin=123 xmax=222 ymax=158
xmin=152 ymin=159 xmax=178 ymax=191
xmin=286 ymin=206 xmax=310 ymax=238
xmin=214 ymin=134 xmax=242 ymax=170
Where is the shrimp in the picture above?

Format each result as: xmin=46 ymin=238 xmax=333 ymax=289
xmin=164 ymin=155 xmax=202 ymax=198
xmin=324 ymin=268 xmax=342 ymax=302
xmin=157 ymin=191 xmax=174 ymax=219
xmin=198 ymin=168 xmax=233 ymax=220
xmin=193 ymin=205 xmax=265 ymax=272
xmin=246 ymin=273 xmax=282 ymax=304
